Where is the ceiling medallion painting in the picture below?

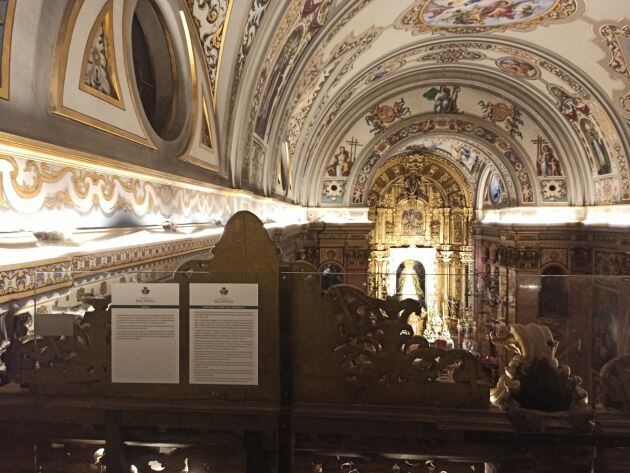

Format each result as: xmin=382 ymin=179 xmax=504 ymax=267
xmin=397 ymin=0 xmax=578 ymax=33
xmin=496 ymin=56 xmax=540 ymax=79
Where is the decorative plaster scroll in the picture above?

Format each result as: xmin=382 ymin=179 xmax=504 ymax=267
xmin=396 ymin=0 xmax=578 ymax=34
xmin=600 ymin=24 xmax=630 ymax=81
xmin=0 ymin=155 xmax=304 ymax=231
xmin=79 ymin=0 xmax=124 ymax=109
xmin=0 ymin=0 xmax=16 ymax=100
xmin=420 ymin=48 xmax=485 ymax=63
xmin=185 ymin=0 xmax=234 ymax=104
xmin=232 ymin=0 xmax=271 ymax=98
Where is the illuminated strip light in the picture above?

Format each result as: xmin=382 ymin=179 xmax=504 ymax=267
xmin=0 ymin=220 xmax=305 ymax=268
xmin=479 ymin=206 xmax=630 ymax=227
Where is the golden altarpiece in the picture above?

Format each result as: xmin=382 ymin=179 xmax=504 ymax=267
xmin=367 ymin=154 xmax=474 ymax=319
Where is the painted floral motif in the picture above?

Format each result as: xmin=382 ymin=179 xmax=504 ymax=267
xmin=594 ymin=177 xmax=619 ymax=205
xmin=254 ymin=0 xmax=333 ymax=138
xmin=322 ymin=179 xmax=346 ymax=203
xmin=365 ymin=58 xmax=406 ymax=83
xmin=479 ymin=100 xmax=524 ymax=139
xmin=421 ymin=0 xmax=558 ymax=28
xmin=187 ymin=0 xmax=233 ymax=102
xmin=540 ymin=178 xmax=568 ymax=202
xmin=420 ymin=48 xmax=485 ymax=63
xmin=496 ymin=56 xmax=540 ymax=78
xmin=365 ymin=98 xmax=410 ymax=134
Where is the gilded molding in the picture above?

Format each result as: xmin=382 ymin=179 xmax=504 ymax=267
xmin=0 ymin=0 xmax=16 ymax=100
xmin=177 ymin=9 xmax=220 ymax=173
xmin=0 ymin=154 xmax=226 ymax=221
xmin=50 ymin=0 xmax=156 ymax=149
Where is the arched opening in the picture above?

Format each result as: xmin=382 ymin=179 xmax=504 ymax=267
xmin=396 ymin=259 xmax=425 ymax=302
xmin=320 ymin=262 xmax=344 ymax=291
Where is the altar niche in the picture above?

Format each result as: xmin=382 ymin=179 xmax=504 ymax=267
xmin=367 ymin=154 xmax=474 ymax=319
xmin=396 ymin=259 xmax=425 ymax=301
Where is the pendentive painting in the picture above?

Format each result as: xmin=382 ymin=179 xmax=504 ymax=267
xmin=0 ymin=0 xmax=16 ymax=99
xmin=421 ymin=0 xmax=560 ymax=28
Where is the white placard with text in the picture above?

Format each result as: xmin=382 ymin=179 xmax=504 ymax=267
xmin=111 ymin=283 xmax=179 ymax=384
xmin=189 ymin=284 xmax=259 ymax=385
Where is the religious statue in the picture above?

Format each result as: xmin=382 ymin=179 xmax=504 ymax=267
xmin=397 ymin=260 xmax=424 ymax=301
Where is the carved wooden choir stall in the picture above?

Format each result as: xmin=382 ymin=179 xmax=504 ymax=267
xmin=0 ymin=212 xmax=629 ymax=473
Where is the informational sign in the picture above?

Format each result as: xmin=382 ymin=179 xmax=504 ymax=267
xmin=189 ymin=284 xmax=259 ymax=386
xmin=111 ymin=283 xmax=179 ymax=384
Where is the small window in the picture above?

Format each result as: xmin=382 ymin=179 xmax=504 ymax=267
xmin=131 ymin=0 xmax=180 ymax=140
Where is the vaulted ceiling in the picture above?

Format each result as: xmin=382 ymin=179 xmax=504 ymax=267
xmin=192 ymin=0 xmax=629 ymax=210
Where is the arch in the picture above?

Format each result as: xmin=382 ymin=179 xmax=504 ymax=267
xmin=319 ymin=261 xmax=344 ymax=291
xmin=396 ymin=259 xmax=426 ymax=302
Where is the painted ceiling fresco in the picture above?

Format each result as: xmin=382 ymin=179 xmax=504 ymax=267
xmin=420 ymin=0 xmax=560 ymax=28
xmin=178 ymin=0 xmax=629 ymax=209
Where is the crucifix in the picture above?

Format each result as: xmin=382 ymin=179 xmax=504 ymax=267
xmin=345 ymin=137 xmax=364 ymax=161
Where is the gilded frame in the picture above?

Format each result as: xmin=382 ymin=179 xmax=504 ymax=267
xmin=177 ymin=8 xmax=220 ymax=173
xmin=79 ymin=0 xmax=125 ymax=109
xmin=0 ymin=0 xmax=16 ymax=100
xmin=50 ymin=0 xmax=156 ymax=149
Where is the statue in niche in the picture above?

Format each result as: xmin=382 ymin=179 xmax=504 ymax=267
xmin=404 ymin=173 xmax=420 ymax=197
xmin=396 ymin=260 xmax=425 ymax=302
xmin=453 ymin=221 xmax=463 ymax=243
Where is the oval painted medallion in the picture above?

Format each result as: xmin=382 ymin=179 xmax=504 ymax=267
xmin=420 ymin=0 xmax=560 ymax=28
